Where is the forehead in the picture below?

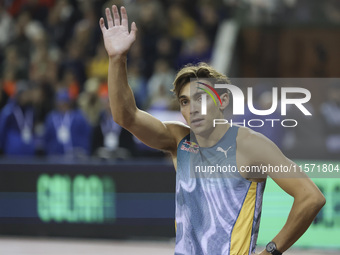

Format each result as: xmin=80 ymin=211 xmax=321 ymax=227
xmin=179 ymin=79 xmax=213 ymax=98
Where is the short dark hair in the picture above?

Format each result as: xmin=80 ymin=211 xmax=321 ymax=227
xmin=172 ymin=62 xmax=231 ymax=99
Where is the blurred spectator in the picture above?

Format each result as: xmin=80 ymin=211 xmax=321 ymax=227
xmin=0 ymin=4 xmax=14 ymax=49
xmin=0 ymin=81 xmax=9 ymax=110
xmin=127 ymin=63 xmax=148 ymax=108
xmin=138 ymin=0 xmax=166 ymax=78
xmin=59 ymin=42 xmax=86 ymax=90
xmin=127 ymin=38 xmax=147 ymax=78
xmin=167 ymin=4 xmax=196 ymax=41
xmin=0 ymin=81 xmax=36 ymax=156
xmin=0 ymin=0 xmax=229 ymax=159
xmin=13 ymin=0 xmax=50 ymax=23
xmin=9 ymin=11 xmax=32 ymax=70
xmin=2 ymin=46 xmax=27 ymax=82
xmin=31 ymin=82 xmax=55 ymax=153
xmin=197 ymin=2 xmax=219 ymax=43
xmin=177 ymin=29 xmax=212 ymax=67
xmin=2 ymin=67 xmax=17 ymax=99
xmin=147 ymin=59 xmax=175 ymax=110
xmin=47 ymin=0 xmax=80 ymax=48
xmin=29 ymin=31 xmax=59 ymax=84
xmin=44 ymin=88 xmax=91 ymax=157
xmin=320 ymin=83 xmax=340 ymax=158
xmin=72 ymin=1 xmax=99 ymax=57
xmin=87 ymin=43 xmax=109 ymax=80
xmin=57 ymin=69 xmax=80 ymax=100
xmin=155 ymin=35 xmax=176 ymax=67
xmin=91 ymin=95 xmax=132 ymax=159
xmin=78 ymin=78 xmax=102 ymax=126
xmin=31 ymin=82 xmax=54 ymax=125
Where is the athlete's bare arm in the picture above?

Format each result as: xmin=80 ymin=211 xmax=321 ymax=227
xmin=99 ymin=5 xmax=189 ymax=155
xmin=237 ymin=127 xmax=326 ymax=255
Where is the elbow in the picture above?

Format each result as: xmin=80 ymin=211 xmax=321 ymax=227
xmin=112 ymin=115 xmax=124 ymax=127
xmin=113 ymin=113 xmax=135 ymax=129
xmin=306 ymin=192 xmax=326 ymax=212
xmin=316 ymin=194 xmax=326 ymax=209
xmin=110 ymin=105 xmax=137 ymax=129
xmin=113 ymin=116 xmax=128 ymax=128
xmin=108 ymin=92 xmax=138 ymax=127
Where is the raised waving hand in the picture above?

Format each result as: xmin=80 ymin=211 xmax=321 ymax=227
xmin=99 ymin=5 xmax=137 ymax=57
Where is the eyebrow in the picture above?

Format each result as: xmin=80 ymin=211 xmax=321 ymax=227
xmin=191 ymin=91 xmax=206 ymax=100
xmin=179 ymin=91 xmax=206 ymax=100
xmin=178 ymin=95 xmax=188 ymax=100
xmin=193 ymin=91 xmax=205 ymax=97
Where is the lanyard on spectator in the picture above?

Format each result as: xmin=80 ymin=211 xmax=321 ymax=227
xmin=53 ymin=112 xmax=73 ymax=146
xmin=100 ymin=113 xmax=120 ymax=149
xmin=13 ymin=106 xmax=33 ymax=144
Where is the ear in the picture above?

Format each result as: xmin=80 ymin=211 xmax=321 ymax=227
xmin=219 ymin=93 xmax=229 ymax=111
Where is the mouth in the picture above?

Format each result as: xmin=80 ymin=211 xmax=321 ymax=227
xmin=191 ymin=118 xmax=204 ymax=126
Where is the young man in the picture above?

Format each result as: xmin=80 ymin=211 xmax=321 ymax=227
xmin=99 ymin=5 xmax=325 ymax=255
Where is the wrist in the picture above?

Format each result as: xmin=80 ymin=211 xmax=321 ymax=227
xmin=265 ymin=241 xmax=282 ymax=255
xmin=109 ymin=54 xmax=127 ymax=63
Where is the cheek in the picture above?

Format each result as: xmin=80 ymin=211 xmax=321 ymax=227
xmin=207 ymin=106 xmax=222 ymax=120
xmin=207 ymin=100 xmax=218 ymax=113
xmin=181 ymin=107 xmax=190 ymax=122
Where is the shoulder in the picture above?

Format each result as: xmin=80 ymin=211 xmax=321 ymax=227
xmin=73 ymin=109 xmax=88 ymax=120
xmin=0 ymin=102 xmax=16 ymax=117
xmin=45 ymin=110 xmax=57 ymax=120
xmin=163 ymin=121 xmax=190 ymax=147
xmin=73 ymin=109 xmax=84 ymax=116
xmin=236 ymin=126 xmax=281 ymax=163
xmin=236 ymin=126 xmax=266 ymax=146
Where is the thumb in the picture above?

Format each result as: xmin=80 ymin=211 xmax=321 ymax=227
xmin=99 ymin=17 xmax=106 ymax=32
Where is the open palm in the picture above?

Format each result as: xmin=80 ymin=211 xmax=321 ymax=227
xmin=99 ymin=5 xmax=137 ymax=57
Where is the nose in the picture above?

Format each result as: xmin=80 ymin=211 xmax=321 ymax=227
xmin=190 ymin=98 xmax=200 ymax=115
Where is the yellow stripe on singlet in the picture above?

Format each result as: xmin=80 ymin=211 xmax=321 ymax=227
xmin=230 ymin=182 xmax=257 ymax=255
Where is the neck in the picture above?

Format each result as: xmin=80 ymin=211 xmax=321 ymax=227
xmin=195 ymin=123 xmax=231 ymax=147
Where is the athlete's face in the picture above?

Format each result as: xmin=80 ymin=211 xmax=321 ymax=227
xmin=179 ymin=81 xmax=229 ymax=136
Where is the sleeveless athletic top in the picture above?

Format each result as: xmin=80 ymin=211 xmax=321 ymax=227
xmin=175 ymin=126 xmax=266 ymax=255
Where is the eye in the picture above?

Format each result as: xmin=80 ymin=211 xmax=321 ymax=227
xmin=180 ymin=99 xmax=188 ymax=106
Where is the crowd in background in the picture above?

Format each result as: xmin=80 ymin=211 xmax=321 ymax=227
xmin=0 ymin=0 xmax=339 ymax=160
xmin=0 ymin=0 xmax=231 ymax=159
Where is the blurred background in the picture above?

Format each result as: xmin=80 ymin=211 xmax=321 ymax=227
xmin=0 ymin=0 xmax=339 ymax=254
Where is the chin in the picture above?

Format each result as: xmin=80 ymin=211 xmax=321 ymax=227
xmin=190 ymin=125 xmax=210 ymax=137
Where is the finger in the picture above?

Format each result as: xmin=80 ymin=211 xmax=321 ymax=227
xmin=105 ymin=8 xmax=113 ymax=28
xmin=99 ymin=17 xmax=106 ymax=32
xmin=112 ymin=5 xmax=120 ymax=26
xmin=121 ymin=6 xmax=128 ymax=28
xmin=130 ymin=21 xmax=137 ymax=39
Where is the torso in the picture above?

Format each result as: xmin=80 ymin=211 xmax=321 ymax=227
xmin=171 ymin=125 xmax=266 ymax=183
xmin=174 ymin=126 xmax=266 ymax=255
